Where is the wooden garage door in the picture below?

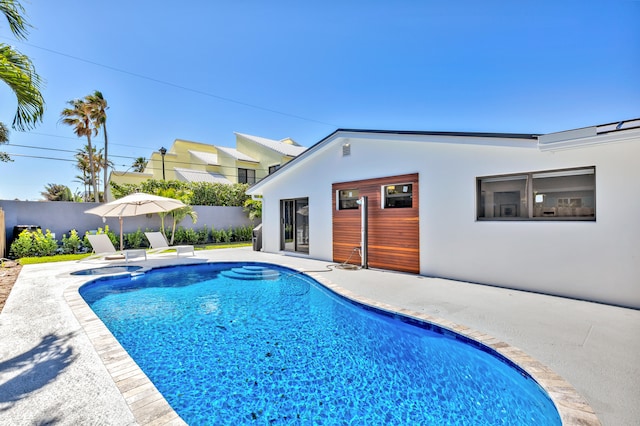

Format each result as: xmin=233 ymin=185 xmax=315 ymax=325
xmin=332 ymin=173 xmax=419 ymax=273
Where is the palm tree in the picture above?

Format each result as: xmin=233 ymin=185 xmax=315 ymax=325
xmin=61 ymin=99 xmax=99 ymax=202
xmin=86 ymin=91 xmax=109 ymax=201
xmin=0 ymin=1 xmax=45 ymax=131
xmin=155 ymin=187 xmax=197 ymax=244
xmin=0 ymin=122 xmax=10 ymax=162
xmin=75 ymin=143 xmax=109 ymax=201
xmin=73 ymin=151 xmax=90 ymax=200
xmin=132 ymin=156 xmax=147 ymax=172
xmin=74 ymin=174 xmax=90 ymax=201
xmin=41 ymin=183 xmax=73 ymax=201
xmin=243 ymin=198 xmax=262 ymax=221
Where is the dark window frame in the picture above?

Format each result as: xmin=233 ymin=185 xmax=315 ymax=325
xmin=477 ymin=166 xmax=596 ymax=221
xmin=336 ymin=189 xmax=360 ymax=210
xmin=238 ymin=168 xmax=256 ymax=184
xmin=382 ymin=183 xmax=413 ymax=209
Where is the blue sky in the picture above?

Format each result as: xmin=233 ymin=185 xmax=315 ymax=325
xmin=0 ymin=1 xmax=638 ymax=200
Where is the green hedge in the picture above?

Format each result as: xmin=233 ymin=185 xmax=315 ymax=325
xmin=8 ymin=224 xmax=255 ymax=259
xmin=110 ymin=180 xmax=250 ymax=206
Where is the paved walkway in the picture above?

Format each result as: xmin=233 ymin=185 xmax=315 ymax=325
xmin=0 ymin=247 xmax=638 ymax=425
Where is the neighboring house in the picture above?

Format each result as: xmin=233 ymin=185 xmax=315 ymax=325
xmin=108 ymin=133 xmax=305 ymax=199
xmin=246 ymin=119 xmax=640 ymax=309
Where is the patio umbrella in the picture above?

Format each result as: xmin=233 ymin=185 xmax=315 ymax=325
xmin=84 ymin=192 xmax=186 ymax=250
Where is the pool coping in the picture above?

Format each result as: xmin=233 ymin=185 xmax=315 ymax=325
xmin=64 ymin=261 xmax=601 ymax=426
xmin=307 ymin=271 xmax=601 ymax=426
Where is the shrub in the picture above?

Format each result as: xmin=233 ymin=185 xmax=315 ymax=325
xmin=197 ymin=225 xmax=210 ymax=244
xmin=210 ymin=227 xmax=221 ymax=243
xmin=61 ymin=230 xmax=83 ymax=254
xmin=202 ymin=225 xmax=252 ymax=243
xmin=9 ymin=230 xmax=34 ymax=258
xmin=33 ymin=229 xmax=58 ymax=256
xmin=125 ymin=228 xmax=146 ymax=249
xmin=9 ymin=229 xmax=57 ymax=258
xmin=170 ymin=227 xmax=198 ymax=245
xmin=171 ymin=227 xmax=186 ymax=245
xmin=7 ymin=224 xmax=253 ymax=259
xmin=226 ymin=226 xmax=236 ymax=242
xmin=182 ymin=227 xmax=199 ymax=245
xmin=235 ymin=225 xmax=253 ymax=242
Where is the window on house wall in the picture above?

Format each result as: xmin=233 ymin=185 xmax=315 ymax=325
xmin=382 ymin=184 xmax=412 ymax=208
xmin=238 ymin=168 xmax=256 ymax=184
xmin=477 ymin=167 xmax=595 ymax=221
xmin=337 ymin=189 xmax=359 ymax=210
xmin=268 ymin=165 xmax=280 ymax=174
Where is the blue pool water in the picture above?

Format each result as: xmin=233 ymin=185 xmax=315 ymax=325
xmin=80 ymin=262 xmax=561 ymax=425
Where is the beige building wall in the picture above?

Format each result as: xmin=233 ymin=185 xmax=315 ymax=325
xmin=107 ymin=171 xmax=153 ymax=200
xmin=216 ymin=151 xmax=241 ymax=183
xmin=236 ymin=134 xmax=298 ymax=180
xmin=108 ymin=134 xmax=306 ymax=193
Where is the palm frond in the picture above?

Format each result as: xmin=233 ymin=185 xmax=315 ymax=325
xmin=0 ymin=0 xmax=31 ymax=40
xmin=0 ymin=44 xmax=45 ymax=131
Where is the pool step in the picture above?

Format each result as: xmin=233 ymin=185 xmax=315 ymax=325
xmin=220 ymin=266 xmax=281 ymax=280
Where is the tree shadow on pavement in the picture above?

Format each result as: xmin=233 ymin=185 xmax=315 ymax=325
xmin=0 ymin=332 xmax=77 ymax=412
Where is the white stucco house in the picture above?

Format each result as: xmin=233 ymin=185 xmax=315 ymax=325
xmin=246 ymin=119 xmax=640 ymax=309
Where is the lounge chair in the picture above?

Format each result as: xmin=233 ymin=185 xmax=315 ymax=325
xmin=145 ymin=232 xmax=195 ymax=257
xmin=84 ymin=234 xmax=147 ymax=262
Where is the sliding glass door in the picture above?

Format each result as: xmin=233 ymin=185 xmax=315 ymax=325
xmin=281 ymin=198 xmax=309 ymax=253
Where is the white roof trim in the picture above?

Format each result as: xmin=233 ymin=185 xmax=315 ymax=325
xmin=235 ymin=132 xmax=307 ymax=157
xmin=537 ymin=127 xmax=640 ymax=152
xmin=216 ymin=146 xmax=259 ymax=163
xmin=174 ymin=167 xmax=231 ymax=184
xmin=188 ymin=150 xmax=219 ymax=165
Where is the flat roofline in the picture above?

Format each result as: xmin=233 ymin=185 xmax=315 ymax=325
xmin=595 ymin=118 xmax=640 ymax=134
xmin=334 ymin=128 xmax=541 ymax=140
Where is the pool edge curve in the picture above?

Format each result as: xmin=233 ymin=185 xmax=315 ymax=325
xmin=65 ymin=261 xmax=601 ymax=426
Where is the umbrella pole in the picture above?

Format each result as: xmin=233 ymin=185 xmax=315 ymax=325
xmin=119 ymin=216 xmax=124 ymax=251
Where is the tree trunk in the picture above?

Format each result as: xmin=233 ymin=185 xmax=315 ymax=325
xmin=86 ymin=134 xmax=99 ymax=203
xmin=102 ymin=124 xmax=109 ymax=202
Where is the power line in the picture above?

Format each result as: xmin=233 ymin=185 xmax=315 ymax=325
xmin=19 ymin=131 xmax=164 ymax=151
xmin=5 ymin=148 xmax=278 ymax=175
xmin=4 ymin=153 xmax=77 ymax=163
xmin=9 ymin=143 xmax=142 ymax=160
xmin=6 ymin=142 xmax=276 ymax=173
xmin=2 ymin=36 xmax=339 ymax=128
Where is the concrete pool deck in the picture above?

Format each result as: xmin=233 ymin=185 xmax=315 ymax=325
xmin=0 ymin=247 xmax=638 ymax=425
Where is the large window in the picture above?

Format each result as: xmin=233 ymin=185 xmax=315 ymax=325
xmin=383 ymin=183 xmax=413 ymax=208
xmin=238 ymin=168 xmax=256 ymax=184
xmin=477 ymin=167 xmax=595 ymax=221
xmin=337 ymin=189 xmax=359 ymax=210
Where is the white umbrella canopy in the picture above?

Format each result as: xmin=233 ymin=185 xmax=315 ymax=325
xmin=85 ymin=192 xmax=187 ymax=250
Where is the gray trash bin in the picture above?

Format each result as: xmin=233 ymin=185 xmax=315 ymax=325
xmin=252 ymin=224 xmax=262 ymax=251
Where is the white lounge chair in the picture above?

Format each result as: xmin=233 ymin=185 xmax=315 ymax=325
xmin=85 ymin=234 xmax=147 ymax=262
xmin=145 ymin=232 xmax=195 ymax=257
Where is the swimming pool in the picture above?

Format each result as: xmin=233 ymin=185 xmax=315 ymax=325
xmin=80 ymin=262 xmax=561 ymax=425
xmin=70 ymin=265 xmax=143 ymax=276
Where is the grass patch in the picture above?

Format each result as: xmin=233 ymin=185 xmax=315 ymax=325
xmin=17 ymin=241 xmax=253 ymax=265
xmin=201 ymin=242 xmax=252 ymax=250
xmin=19 ymin=254 xmax=90 ymax=264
